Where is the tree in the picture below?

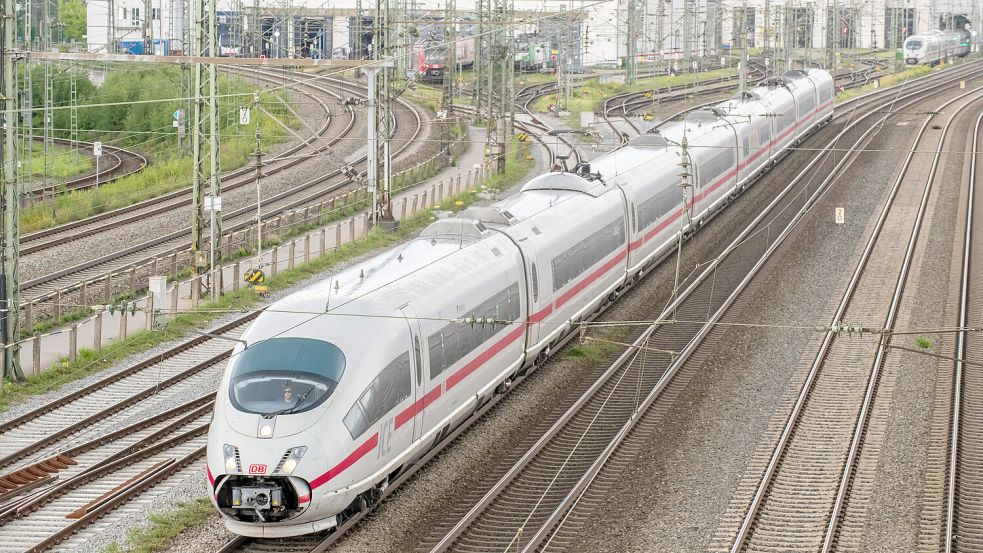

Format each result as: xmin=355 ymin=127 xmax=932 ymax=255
xmin=59 ymin=0 xmax=87 ymax=42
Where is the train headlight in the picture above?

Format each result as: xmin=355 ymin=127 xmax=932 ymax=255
xmin=223 ymin=444 xmax=240 ymax=473
xmin=277 ymin=446 xmax=308 ymax=475
xmin=256 ymin=417 xmax=277 ymax=439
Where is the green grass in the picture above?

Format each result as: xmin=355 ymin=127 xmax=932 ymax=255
xmin=19 ymin=142 xmax=93 ymax=180
xmin=915 ymin=336 xmax=933 ymax=349
xmin=405 ymin=83 xmax=444 ymax=112
xmin=103 ymin=497 xmax=214 ymax=553
xmin=566 ymin=326 xmax=630 ymax=363
xmin=0 ymin=141 xmax=535 ymax=412
xmin=530 ymin=67 xmax=740 ymax=123
xmin=20 ymin=89 xmax=298 ymax=234
xmin=835 ymin=63 xmax=934 ymax=103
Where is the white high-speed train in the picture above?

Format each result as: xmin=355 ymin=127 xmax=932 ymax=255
xmin=206 ymin=68 xmax=835 ymax=537
xmin=903 ymin=29 xmax=971 ymax=65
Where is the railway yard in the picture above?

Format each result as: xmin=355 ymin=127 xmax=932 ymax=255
xmin=2 ymin=2 xmax=983 ymax=550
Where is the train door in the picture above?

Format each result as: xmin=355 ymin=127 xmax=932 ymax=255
xmin=524 ymin=256 xmax=544 ymax=354
xmin=399 ymin=305 xmax=429 ymax=444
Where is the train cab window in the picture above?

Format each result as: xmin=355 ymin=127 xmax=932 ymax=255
xmin=228 ymin=337 xmax=345 ymax=416
xmin=343 ymin=352 xmax=412 ymax=439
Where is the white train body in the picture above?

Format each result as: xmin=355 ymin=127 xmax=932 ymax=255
xmin=904 ymin=29 xmax=971 ymax=65
xmin=206 ymin=68 xmax=835 ymax=538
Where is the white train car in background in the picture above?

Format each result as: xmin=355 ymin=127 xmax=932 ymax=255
xmin=904 ymin=29 xmax=972 ymax=65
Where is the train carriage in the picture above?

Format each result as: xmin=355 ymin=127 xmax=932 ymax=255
xmin=206 ymin=68 xmax=836 ymax=537
xmin=485 ymin=173 xmax=630 ymax=353
xmin=209 ymin=228 xmax=529 ymax=537
xmin=589 ymin=135 xmax=685 ymax=274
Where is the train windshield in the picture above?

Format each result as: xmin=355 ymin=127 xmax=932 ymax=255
xmin=905 ymin=39 xmax=923 ymax=49
xmin=228 ymin=337 xmax=346 ymax=416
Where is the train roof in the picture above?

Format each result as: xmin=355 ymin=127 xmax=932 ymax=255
xmin=246 ymin=220 xmax=512 ymax=330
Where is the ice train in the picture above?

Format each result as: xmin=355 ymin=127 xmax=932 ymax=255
xmin=903 ymin=29 xmax=972 ymax=65
xmin=205 ymin=68 xmax=835 ymax=537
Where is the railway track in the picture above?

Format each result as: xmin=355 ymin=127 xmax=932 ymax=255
xmin=27 ymin=138 xmax=149 ymax=201
xmin=0 ymin=313 xmax=256 ymax=551
xmin=207 ymin=57 xmax=983 ymax=553
xmin=5 ymin=64 xmax=974 ymax=553
xmin=0 ymin=70 xmax=428 ymax=552
xmin=19 ymin=72 xmax=344 ymax=255
xmin=514 ymin=82 xmax=583 ymax=167
xmin=600 ymin=58 xmax=890 ymax=141
xmin=723 ymin=82 xmax=983 ymax=552
xmin=20 ymin=71 xmax=424 ymax=320
xmin=412 ymin=63 xmax=983 ymax=553
xmin=600 ymin=62 xmax=762 ymax=138
xmin=456 ymin=81 xmax=583 ymax=169
xmin=943 ymin=101 xmax=983 ymax=551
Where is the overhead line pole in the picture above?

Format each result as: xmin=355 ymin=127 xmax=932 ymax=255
xmin=627 ymin=0 xmax=637 ymax=85
xmin=369 ymin=0 xmax=395 ymax=227
xmin=191 ymin=0 xmax=220 ymax=298
xmin=1 ymin=0 xmax=24 ymax=382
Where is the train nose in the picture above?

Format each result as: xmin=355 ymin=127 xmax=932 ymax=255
xmin=216 ymin=475 xmax=312 ymax=523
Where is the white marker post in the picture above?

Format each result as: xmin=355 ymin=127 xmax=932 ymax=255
xmin=835 ymin=207 xmax=845 ymax=226
xmin=93 ymin=141 xmax=103 ymax=187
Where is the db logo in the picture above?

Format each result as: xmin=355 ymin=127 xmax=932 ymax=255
xmin=248 ymin=464 xmax=267 ymax=474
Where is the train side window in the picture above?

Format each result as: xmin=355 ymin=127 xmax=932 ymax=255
xmin=699 ymin=148 xmax=736 ymax=187
xmin=531 ymin=263 xmax=539 ymax=303
xmin=427 ymin=282 xmax=522 ymax=380
xmin=343 ymin=352 xmax=412 ymax=439
xmin=428 ymin=334 xmax=444 ymax=377
xmin=551 ymin=218 xmax=624 ymax=291
xmin=413 ymin=337 xmax=423 ymax=386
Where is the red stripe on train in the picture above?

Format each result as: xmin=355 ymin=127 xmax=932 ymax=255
xmin=446 ymin=325 xmax=526 ymax=391
xmin=394 ymin=385 xmax=442 ymax=430
xmin=309 ymin=433 xmax=379 ymax=490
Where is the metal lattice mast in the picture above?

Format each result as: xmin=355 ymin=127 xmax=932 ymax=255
xmin=354 ymin=0 xmax=363 ymax=59
xmin=483 ymin=0 xmax=512 ymax=173
xmin=487 ymin=0 xmax=497 ymax=124
xmin=627 ymin=0 xmax=638 ymax=84
xmin=41 ymin=0 xmax=52 ymax=197
xmin=682 ymin=0 xmax=693 ymax=59
xmin=440 ymin=0 xmax=456 ymax=114
xmin=472 ymin=0 xmax=483 ymax=121
xmin=143 ymin=0 xmax=154 ymax=53
xmin=763 ymin=0 xmax=771 ymax=55
xmin=556 ymin=5 xmax=569 ymax=112
xmin=740 ymin=0 xmax=748 ymax=95
xmin=19 ymin=0 xmax=32 ymax=198
xmin=368 ymin=0 xmax=395 ymax=224
xmin=180 ymin=0 xmax=192 ymax=153
xmin=107 ymin=0 xmax=116 ymax=52
xmin=1 ymin=0 xmax=24 ymax=381
xmin=70 ymin=53 xmax=79 ymax=160
xmin=251 ymin=0 xmax=259 ymax=56
xmin=191 ymin=0 xmax=220 ymax=285
xmin=231 ymin=0 xmax=243 ymax=56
